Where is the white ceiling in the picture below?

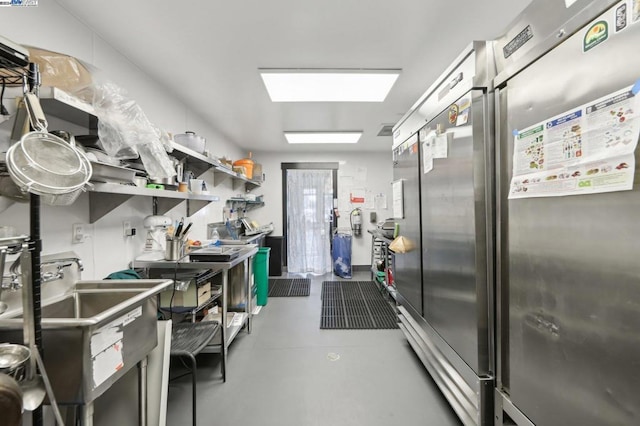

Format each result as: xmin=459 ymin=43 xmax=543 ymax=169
xmin=56 ymin=0 xmax=530 ymax=153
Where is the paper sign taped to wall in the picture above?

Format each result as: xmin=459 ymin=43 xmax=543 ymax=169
xmin=350 ymin=188 xmax=365 ymax=203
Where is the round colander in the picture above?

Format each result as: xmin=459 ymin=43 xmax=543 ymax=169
xmin=6 ymin=131 xmax=92 ymax=204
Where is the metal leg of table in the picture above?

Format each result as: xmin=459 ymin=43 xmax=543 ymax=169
xmin=185 ymin=352 xmax=198 ymax=426
xmin=138 ymin=357 xmax=148 ymax=426
xmin=370 ymin=234 xmax=375 ymax=281
xmin=81 ymin=402 xmax=94 ymax=426
xmin=221 ymin=269 xmax=227 ymax=383
xmin=246 ymin=257 xmax=252 ymax=334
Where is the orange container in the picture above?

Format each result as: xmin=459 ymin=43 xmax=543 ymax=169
xmin=233 ymin=153 xmax=255 ymax=179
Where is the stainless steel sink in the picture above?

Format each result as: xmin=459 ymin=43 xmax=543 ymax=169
xmin=0 ymin=279 xmax=172 ymax=405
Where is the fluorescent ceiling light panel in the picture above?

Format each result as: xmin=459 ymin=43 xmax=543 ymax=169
xmin=285 ymin=132 xmax=362 ymax=144
xmin=260 ymin=69 xmax=400 ymax=102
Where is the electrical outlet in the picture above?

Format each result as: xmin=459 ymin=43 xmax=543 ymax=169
xmin=123 ymin=221 xmax=132 ymax=237
xmin=72 ymin=223 xmax=84 ymax=244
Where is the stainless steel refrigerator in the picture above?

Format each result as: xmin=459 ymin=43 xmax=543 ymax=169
xmin=493 ymin=0 xmax=640 ymax=424
xmin=392 ymin=41 xmax=496 ymax=425
xmin=391 ymin=136 xmax=423 ymax=316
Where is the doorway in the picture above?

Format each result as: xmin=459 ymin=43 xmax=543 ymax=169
xmin=281 ymin=162 xmax=338 ymax=274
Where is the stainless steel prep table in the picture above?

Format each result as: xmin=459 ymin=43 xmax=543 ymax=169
xmin=133 ymin=245 xmax=258 ymax=382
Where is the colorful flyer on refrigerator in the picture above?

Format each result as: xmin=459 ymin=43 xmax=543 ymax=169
xmin=509 ymin=84 xmax=640 ymax=199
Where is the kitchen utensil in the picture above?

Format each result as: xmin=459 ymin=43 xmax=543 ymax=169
xmin=6 ymin=132 xmax=92 ymax=206
xmin=23 ymin=93 xmax=47 ymax=132
xmin=0 ymin=372 xmax=22 ymax=426
xmin=174 ymin=218 xmax=184 ymax=239
xmin=89 ymin=161 xmax=137 ymax=184
xmin=149 ymin=176 xmax=176 ymax=186
xmin=165 ymin=237 xmax=183 ymax=261
xmin=20 ymin=374 xmax=45 ymax=411
xmin=181 ymin=222 xmax=193 ymax=239
xmin=175 ymin=161 xmax=184 ymax=183
xmin=174 ymin=132 xmax=206 ymax=154
xmin=0 ymin=344 xmax=30 ymax=381
xmin=146 ymin=183 xmax=164 ymax=190
xmin=233 ymin=152 xmax=255 ymax=179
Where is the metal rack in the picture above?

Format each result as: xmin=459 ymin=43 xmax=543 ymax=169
xmin=133 ymin=245 xmax=257 ymax=382
xmin=0 ymin=49 xmax=64 ymax=424
xmin=368 ymin=230 xmax=396 ymax=300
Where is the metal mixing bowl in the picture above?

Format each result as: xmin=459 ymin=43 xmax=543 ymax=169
xmin=0 ymin=344 xmax=30 ymax=381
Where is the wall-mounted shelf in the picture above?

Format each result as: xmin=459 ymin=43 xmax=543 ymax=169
xmin=10 ymin=88 xmax=264 ymax=221
xmin=38 ymin=86 xmax=98 ymax=132
xmin=88 ymin=183 xmax=220 ymax=223
xmin=169 ymin=142 xmax=263 ymax=191
xmin=226 ymin=198 xmax=265 ymax=211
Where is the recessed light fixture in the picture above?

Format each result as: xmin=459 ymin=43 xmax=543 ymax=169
xmin=260 ymin=69 xmax=400 ymax=102
xmin=284 ymin=131 xmax=362 ymax=144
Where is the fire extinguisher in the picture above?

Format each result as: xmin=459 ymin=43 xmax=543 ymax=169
xmin=350 ymin=208 xmax=362 ymax=237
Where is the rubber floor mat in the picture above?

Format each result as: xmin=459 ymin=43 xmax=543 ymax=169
xmin=320 ymin=281 xmax=398 ymax=329
xmin=268 ymin=278 xmax=310 ymax=297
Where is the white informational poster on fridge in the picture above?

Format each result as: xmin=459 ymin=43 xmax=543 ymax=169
xmin=392 ymin=179 xmax=404 ymax=218
xmin=509 ymin=84 xmax=640 ymax=199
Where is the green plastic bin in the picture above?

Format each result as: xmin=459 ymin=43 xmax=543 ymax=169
xmin=254 ymin=247 xmax=270 ymax=306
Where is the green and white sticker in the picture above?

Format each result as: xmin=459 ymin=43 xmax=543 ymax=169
xmin=583 ymin=20 xmax=609 ymax=52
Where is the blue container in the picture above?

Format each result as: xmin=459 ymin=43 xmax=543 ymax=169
xmin=332 ymin=233 xmax=352 ymax=279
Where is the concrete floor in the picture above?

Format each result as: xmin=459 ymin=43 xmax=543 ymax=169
xmin=166 ymin=272 xmax=461 ymax=426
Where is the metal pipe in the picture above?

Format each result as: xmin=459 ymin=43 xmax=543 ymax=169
xmin=138 ymin=357 xmax=148 ymax=426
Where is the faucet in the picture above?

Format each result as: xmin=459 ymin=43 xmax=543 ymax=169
xmin=2 ymin=255 xmax=84 ymax=288
xmin=2 ymin=254 xmax=22 ymax=290
xmin=40 ymin=257 xmax=84 ymax=283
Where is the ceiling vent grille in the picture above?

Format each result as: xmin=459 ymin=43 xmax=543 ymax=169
xmin=377 ymin=124 xmax=394 ymax=137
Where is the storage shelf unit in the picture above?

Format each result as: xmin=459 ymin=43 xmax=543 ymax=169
xmin=133 ymin=245 xmax=257 ymax=382
xmin=368 ymin=230 xmax=395 ymax=298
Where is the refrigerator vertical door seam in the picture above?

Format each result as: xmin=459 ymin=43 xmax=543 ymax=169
xmin=494 ymin=85 xmax=509 ymax=393
xmin=470 ymin=89 xmax=492 ymax=375
xmin=482 ymin=88 xmax=497 ymax=379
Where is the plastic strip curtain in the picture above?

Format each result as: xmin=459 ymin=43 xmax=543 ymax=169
xmin=286 ymin=169 xmax=333 ymax=274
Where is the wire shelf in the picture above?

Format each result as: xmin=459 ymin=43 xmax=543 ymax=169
xmin=0 ymin=66 xmax=28 ymax=88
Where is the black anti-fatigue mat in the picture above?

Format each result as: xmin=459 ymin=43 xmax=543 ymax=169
xmin=320 ymin=281 xmax=398 ymax=329
xmin=268 ymin=278 xmax=311 ymax=297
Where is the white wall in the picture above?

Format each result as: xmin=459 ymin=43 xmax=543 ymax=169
xmin=0 ymin=2 xmax=243 ymax=279
xmin=251 ymin=150 xmax=393 ymax=267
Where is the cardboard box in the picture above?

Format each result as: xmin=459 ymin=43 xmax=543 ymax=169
xmin=160 ymin=281 xmax=211 ymax=308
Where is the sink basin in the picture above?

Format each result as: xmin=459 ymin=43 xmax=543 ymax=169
xmin=0 ymin=279 xmax=172 ymax=404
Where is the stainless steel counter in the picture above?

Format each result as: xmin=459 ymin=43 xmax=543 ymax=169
xmin=132 ymin=245 xmax=257 ymax=382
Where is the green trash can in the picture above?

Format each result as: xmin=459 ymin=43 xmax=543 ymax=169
xmin=254 ymin=247 xmax=270 ymax=306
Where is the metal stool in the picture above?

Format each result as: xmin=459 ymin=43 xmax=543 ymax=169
xmin=170 ymin=321 xmax=220 ymax=426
